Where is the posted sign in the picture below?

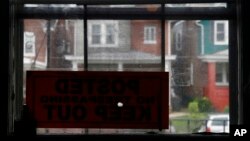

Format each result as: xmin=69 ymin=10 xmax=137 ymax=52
xmin=26 ymin=71 xmax=169 ymax=129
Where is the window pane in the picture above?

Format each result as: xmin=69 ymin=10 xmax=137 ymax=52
xmin=211 ymin=118 xmax=228 ymax=126
xmin=216 ymin=63 xmax=223 ymax=82
xmin=21 ymin=2 xmax=231 ymax=133
xmin=216 ymin=63 xmax=229 ymax=84
xmin=91 ymin=24 xmax=101 ymax=44
xmin=106 ymin=24 xmax=115 ymax=44
xmin=23 ymin=19 xmax=230 ymax=135
xmin=217 ymin=23 xmax=225 ymax=41
xmin=170 ymin=20 xmax=229 ymax=134
xmin=217 ymin=33 xmax=225 ymax=41
xmin=23 ymin=19 xmax=85 ymax=134
xmin=87 ymin=20 xmax=161 ymax=71
xmin=217 ymin=23 xmax=225 ymax=32
xmin=23 ymin=20 xmax=85 ymax=84
xmin=214 ymin=21 xmax=228 ymax=45
xmin=89 ymin=20 xmax=118 ymax=47
xmin=144 ymin=26 xmax=157 ymax=44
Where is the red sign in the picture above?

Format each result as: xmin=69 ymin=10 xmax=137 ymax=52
xmin=26 ymin=71 xmax=169 ymax=129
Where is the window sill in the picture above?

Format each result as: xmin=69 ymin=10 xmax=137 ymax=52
xmin=9 ymin=134 xmax=230 ymax=141
xmin=216 ymin=83 xmax=229 ymax=86
xmin=144 ymin=42 xmax=157 ymax=45
xmin=214 ymin=42 xmax=228 ymax=46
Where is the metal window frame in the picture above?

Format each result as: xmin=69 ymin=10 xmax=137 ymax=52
xmin=19 ymin=0 xmax=234 ymax=5
xmin=7 ymin=0 xmax=239 ymax=137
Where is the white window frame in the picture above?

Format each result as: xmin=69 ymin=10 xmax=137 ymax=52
xmin=23 ymin=32 xmax=36 ymax=56
xmin=144 ymin=26 xmax=157 ymax=44
xmin=89 ymin=20 xmax=118 ymax=47
xmin=214 ymin=21 xmax=228 ymax=45
xmin=216 ymin=63 xmax=229 ymax=86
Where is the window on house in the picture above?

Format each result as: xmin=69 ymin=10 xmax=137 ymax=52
xmin=216 ymin=63 xmax=229 ymax=85
xmin=106 ymin=24 xmax=115 ymax=44
xmin=144 ymin=26 xmax=156 ymax=44
xmin=24 ymin=32 xmax=36 ymax=56
xmin=89 ymin=21 xmax=118 ymax=47
xmin=214 ymin=21 xmax=228 ymax=45
xmin=91 ymin=24 xmax=101 ymax=44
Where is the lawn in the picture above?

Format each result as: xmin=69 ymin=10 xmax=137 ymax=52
xmin=170 ymin=115 xmax=207 ymax=133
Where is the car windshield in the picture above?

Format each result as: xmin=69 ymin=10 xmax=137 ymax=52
xmin=211 ymin=117 xmax=228 ymax=126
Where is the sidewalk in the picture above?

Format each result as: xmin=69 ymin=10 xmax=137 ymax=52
xmin=169 ymin=112 xmax=188 ymax=118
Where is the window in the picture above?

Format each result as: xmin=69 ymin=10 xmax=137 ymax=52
xmin=144 ymin=26 xmax=156 ymax=44
xmin=24 ymin=32 xmax=36 ymax=56
xmin=214 ymin=21 xmax=228 ymax=45
xmin=4 ymin=0 xmax=242 ymax=138
xmin=89 ymin=21 xmax=118 ymax=47
xmin=91 ymin=24 xmax=101 ymax=44
xmin=106 ymin=24 xmax=115 ymax=44
xmin=211 ymin=118 xmax=229 ymax=126
xmin=216 ymin=63 xmax=229 ymax=85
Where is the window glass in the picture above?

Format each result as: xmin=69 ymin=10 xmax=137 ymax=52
xmin=20 ymin=3 xmax=232 ymax=135
xmin=216 ymin=63 xmax=229 ymax=85
xmin=89 ymin=21 xmax=118 ymax=47
xmin=23 ymin=19 xmax=84 ymax=99
xmin=106 ymin=24 xmax=116 ymax=44
xmin=24 ymin=19 xmax=86 ymax=134
xmin=87 ymin=20 xmax=161 ymax=72
xmin=217 ymin=23 xmax=225 ymax=41
xmin=91 ymin=24 xmax=101 ymax=44
xmin=24 ymin=32 xmax=36 ymax=56
xmin=144 ymin=26 xmax=157 ymax=44
xmin=211 ymin=118 xmax=228 ymax=126
xmin=214 ymin=21 xmax=228 ymax=45
xmin=23 ymin=19 xmax=230 ymax=134
xmin=216 ymin=63 xmax=223 ymax=82
xmin=170 ymin=20 xmax=229 ymax=133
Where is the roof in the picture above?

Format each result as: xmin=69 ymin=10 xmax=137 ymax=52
xmin=198 ymin=49 xmax=228 ymax=62
xmin=65 ymin=51 xmax=176 ymax=64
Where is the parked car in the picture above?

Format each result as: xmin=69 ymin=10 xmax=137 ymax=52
xmin=198 ymin=114 xmax=229 ymax=133
xmin=162 ymin=125 xmax=176 ymax=133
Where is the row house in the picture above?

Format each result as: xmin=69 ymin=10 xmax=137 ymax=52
xmin=198 ymin=20 xmax=229 ymax=112
xmin=23 ymin=19 xmax=176 ymax=109
xmin=24 ymin=19 xmax=175 ymax=71
xmin=23 ymin=18 xmax=229 ymax=112
xmin=23 ymin=13 xmax=177 ymax=134
xmin=171 ymin=20 xmax=229 ymax=112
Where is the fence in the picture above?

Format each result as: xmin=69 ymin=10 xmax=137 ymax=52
xmin=170 ymin=118 xmax=229 ymax=134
